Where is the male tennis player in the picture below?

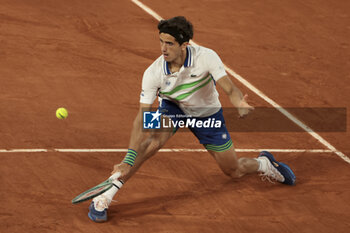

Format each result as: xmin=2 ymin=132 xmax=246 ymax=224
xmin=88 ymin=16 xmax=296 ymax=222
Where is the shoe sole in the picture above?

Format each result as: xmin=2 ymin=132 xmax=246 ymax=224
xmin=259 ymin=151 xmax=296 ymax=185
xmin=88 ymin=202 xmax=107 ymax=223
xmin=88 ymin=212 xmax=107 ymax=223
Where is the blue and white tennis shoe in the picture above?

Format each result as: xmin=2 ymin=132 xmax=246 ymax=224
xmin=258 ymin=151 xmax=296 ymax=185
xmin=88 ymin=196 xmax=110 ymax=222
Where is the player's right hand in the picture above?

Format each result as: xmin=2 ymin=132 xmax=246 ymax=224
xmin=111 ymin=163 xmax=132 ymax=180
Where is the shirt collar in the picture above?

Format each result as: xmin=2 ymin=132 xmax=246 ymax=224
xmin=163 ymin=59 xmax=171 ymax=75
xmin=184 ymin=46 xmax=193 ymax=68
xmin=163 ymin=46 xmax=193 ymax=75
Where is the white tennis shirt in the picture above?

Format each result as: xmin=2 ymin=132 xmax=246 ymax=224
xmin=140 ymin=45 xmax=227 ymax=117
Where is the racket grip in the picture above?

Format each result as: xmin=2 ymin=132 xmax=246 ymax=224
xmin=109 ymin=172 xmax=121 ymax=181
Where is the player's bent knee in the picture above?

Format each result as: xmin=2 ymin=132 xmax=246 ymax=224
xmin=218 ymin=162 xmax=240 ymax=178
xmin=221 ymin=168 xmax=234 ymax=177
xmin=218 ymin=160 xmax=245 ymax=178
xmin=221 ymin=167 xmax=241 ymax=179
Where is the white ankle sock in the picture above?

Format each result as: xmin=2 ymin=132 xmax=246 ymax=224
xmin=255 ymin=157 xmax=268 ymax=173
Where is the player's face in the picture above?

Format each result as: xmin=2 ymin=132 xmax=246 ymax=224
xmin=159 ymin=33 xmax=183 ymax=62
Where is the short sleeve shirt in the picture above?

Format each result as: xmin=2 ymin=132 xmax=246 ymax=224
xmin=140 ymin=45 xmax=227 ymax=117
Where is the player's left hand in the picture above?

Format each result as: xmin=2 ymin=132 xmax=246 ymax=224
xmin=238 ymin=94 xmax=254 ymax=118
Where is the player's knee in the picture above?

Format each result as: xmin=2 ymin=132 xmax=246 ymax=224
xmin=219 ymin=163 xmax=239 ymax=178
xmin=221 ymin=168 xmax=233 ymax=177
xmin=212 ymin=154 xmax=239 ymax=178
xmin=220 ymin=159 xmax=253 ymax=179
xmin=221 ymin=167 xmax=241 ymax=179
xmin=226 ymin=158 xmax=251 ymax=178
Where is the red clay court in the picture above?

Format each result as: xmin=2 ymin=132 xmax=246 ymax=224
xmin=1 ymin=0 xmax=349 ymax=232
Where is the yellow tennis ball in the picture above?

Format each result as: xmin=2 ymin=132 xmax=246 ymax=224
xmin=56 ymin=107 xmax=68 ymax=119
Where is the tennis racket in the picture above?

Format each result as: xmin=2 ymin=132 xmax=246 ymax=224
xmin=72 ymin=178 xmax=115 ymax=204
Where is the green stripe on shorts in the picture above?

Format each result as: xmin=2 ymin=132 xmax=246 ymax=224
xmin=204 ymin=140 xmax=233 ymax=152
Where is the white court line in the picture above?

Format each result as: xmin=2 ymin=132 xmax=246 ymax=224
xmin=130 ymin=0 xmax=350 ymax=164
xmin=0 ymin=149 xmax=48 ymax=153
xmin=131 ymin=0 xmax=162 ymax=21
xmin=0 ymin=148 xmax=334 ymax=153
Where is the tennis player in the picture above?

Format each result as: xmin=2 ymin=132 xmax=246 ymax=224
xmin=88 ymin=16 xmax=296 ymax=222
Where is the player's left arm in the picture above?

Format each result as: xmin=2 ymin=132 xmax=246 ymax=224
xmin=217 ymin=75 xmax=254 ymax=117
xmin=205 ymin=48 xmax=253 ymax=117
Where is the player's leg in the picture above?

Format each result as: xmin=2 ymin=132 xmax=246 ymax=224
xmin=121 ymin=129 xmax=174 ymax=182
xmin=88 ymin=99 xmax=182 ymax=222
xmin=120 ymin=100 xmax=182 ymax=182
xmin=190 ymin=108 xmax=296 ymax=184
xmin=88 ymin=128 xmax=174 ymax=222
xmin=208 ymin=146 xmax=296 ymax=185
xmin=206 ymin=144 xmax=259 ymax=178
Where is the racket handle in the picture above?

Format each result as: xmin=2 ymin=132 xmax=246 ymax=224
xmin=109 ymin=172 xmax=121 ymax=181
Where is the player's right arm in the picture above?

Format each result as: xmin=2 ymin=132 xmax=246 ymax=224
xmin=128 ymin=63 xmax=161 ymax=150
xmin=127 ymin=103 xmax=152 ymax=150
xmin=110 ymin=103 xmax=152 ymax=176
xmin=111 ymin=62 xmax=161 ymax=177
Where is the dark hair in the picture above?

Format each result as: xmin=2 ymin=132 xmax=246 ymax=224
xmin=158 ymin=16 xmax=193 ymax=45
